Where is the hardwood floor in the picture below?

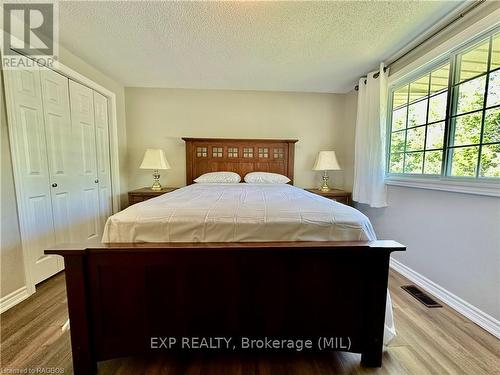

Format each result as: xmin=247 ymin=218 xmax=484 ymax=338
xmin=1 ymin=270 xmax=498 ymax=374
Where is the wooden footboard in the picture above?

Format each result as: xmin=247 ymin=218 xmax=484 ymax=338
xmin=45 ymin=240 xmax=405 ymax=374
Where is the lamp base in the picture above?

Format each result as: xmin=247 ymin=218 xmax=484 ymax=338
xmin=151 ymin=169 xmax=162 ymax=191
xmin=319 ymin=171 xmax=331 ymax=192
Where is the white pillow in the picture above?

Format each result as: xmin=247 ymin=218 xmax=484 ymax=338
xmin=194 ymin=172 xmax=241 ymax=183
xmin=244 ymin=172 xmax=291 ymax=184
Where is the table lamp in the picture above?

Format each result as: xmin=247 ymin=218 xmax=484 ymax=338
xmin=313 ymin=151 xmax=341 ymax=192
xmin=140 ymin=148 xmax=171 ymax=191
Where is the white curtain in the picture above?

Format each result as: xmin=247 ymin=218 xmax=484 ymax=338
xmin=353 ymin=63 xmax=388 ymax=208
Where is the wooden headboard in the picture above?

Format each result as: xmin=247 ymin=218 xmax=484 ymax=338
xmin=182 ymin=138 xmax=298 ymax=185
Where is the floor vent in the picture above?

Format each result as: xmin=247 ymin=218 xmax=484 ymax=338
xmin=401 ymin=285 xmax=442 ymax=308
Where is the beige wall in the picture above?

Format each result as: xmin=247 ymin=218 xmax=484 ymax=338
xmin=126 ymin=88 xmax=352 ymax=190
xmin=0 ymin=45 xmax=127 ymax=298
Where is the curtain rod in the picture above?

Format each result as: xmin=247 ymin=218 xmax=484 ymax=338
xmin=354 ymin=0 xmax=486 ymax=91
xmin=354 ymin=67 xmax=387 ymax=91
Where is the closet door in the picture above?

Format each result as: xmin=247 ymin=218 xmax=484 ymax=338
xmin=4 ymin=62 xmax=59 ymax=284
xmin=40 ymin=68 xmax=77 ymax=248
xmin=69 ymin=80 xmax=101 ymax=243
xmin=93 ymin=91 xmax=113 ymax=226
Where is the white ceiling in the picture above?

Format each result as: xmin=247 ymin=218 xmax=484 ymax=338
xmin=58 ymin=1 xmax=466 ymax=93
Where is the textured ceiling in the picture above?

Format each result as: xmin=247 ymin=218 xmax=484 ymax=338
xmin=58 ymin=1 xmax=465 ymax=93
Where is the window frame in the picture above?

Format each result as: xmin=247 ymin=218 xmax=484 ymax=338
xmin=385 ymin=26 xmax=500 ymax=196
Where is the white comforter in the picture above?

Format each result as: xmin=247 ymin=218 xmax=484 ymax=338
xmin=103 ymin=183 xmax=376 ymax=243
xmin=102 ymin=183 xmax=395 ymax=344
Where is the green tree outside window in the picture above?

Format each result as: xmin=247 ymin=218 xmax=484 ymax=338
xmin=388 ymin=31 xmax=500 ymax=179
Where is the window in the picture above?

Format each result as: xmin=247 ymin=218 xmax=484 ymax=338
xmin=388 ymin=31 xmax=500 ymax=180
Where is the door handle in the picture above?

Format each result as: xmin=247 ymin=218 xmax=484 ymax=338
xmin=94 ymin=179 xmax=99 ymax=183
xmin=51 ymin=183 xmax=58 ymax=187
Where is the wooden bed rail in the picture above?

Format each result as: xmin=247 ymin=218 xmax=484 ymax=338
xmin=46 ymin=240 xmax=405 ymax=254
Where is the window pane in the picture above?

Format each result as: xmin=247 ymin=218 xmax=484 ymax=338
xmin=457 ymin=40 xmax=489 ymax=82
xmin=406 ymin=126 xmax=425 ymax=151
xmin=452 ymin=112 xmax=483 ymax=146
xmin=408 ymin=99 xmax=428 ymax=127
xmin=491 ymin=33 xmax=500 ymax=70
xmin=389 ymin=153 xmax=404 ymax=173
xmin=430 ymin=64 xmax=450 ymax=94
xmin=387 ymin=32 xmax=500 ymax=180
xmin=392 ymin=107 xmax=407 ymax=131
xmin=409 ymin=75 xmax=429 ymax=103
xmin=449 ymin=146 xmax=479 ymax=177
xmin=484 ymin=108 xmax=500 ymax=143
xmin=428 ymin=91 xmax=447 ymax=122
xmin=480 ymin=143 xmax=500 ymax=177
xmin=426 ymin=122 xmax=445 ymax=149
xmin=424 ymin=150 xmax=443 ymax=174
xmin=390 ymin=131 xmax=405 ymax=153
xmin=456 ymin=75 xmax=486 ymax=115
xmin=404 ymin=152 xmax=423 ymax=173
xmin=486 ymin=69 xmax=500 ymax=108
xmin=393 ymin=85 xmax=408 ymax=108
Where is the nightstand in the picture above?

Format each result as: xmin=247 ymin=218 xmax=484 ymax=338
xmin=305 ymin=188 xmax=352 ymax=206
xmin=128 ymin=187 xmax=178 ymax=206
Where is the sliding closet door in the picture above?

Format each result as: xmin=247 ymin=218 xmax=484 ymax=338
xmin=40 ymin=68 xmax=78 ymax=249
xmin=93 ymin=91 xmax=113 ymax=226
xmin=69 ymin=80 xmax=101 ymax=243
xmin=4 ymin=62 xmax=59 ymax=284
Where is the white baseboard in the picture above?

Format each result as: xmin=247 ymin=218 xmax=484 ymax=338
xmin=390 ymin=258 xmax=500 ymax=339
xmin=0 ymin=286 xmax=30 ymax=314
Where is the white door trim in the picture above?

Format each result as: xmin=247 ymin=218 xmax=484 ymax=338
xmin=2 ymin=49 xmax=122 ymax=297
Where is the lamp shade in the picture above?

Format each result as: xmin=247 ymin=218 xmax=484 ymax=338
xmin=139 ymin=149 xmax=171 ymax=170
xmin=313 ymin=151 xmax=341 ymax=171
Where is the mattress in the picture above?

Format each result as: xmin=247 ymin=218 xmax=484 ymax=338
xmin=102 ymin=183 xmax=377 ymax=243
xmin=102 ymin=183 xmax=395 ymax=344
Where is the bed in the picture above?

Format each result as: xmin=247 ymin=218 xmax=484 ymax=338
xmin=46 ymin=138 xmax=405 ymax=375
xmin=102 ymin=183 xmax=377 ymax=243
